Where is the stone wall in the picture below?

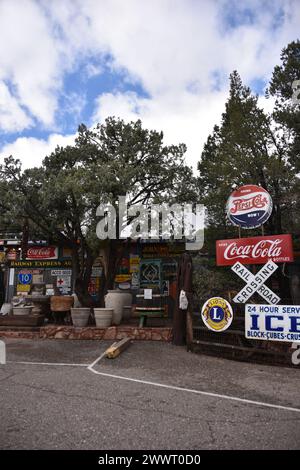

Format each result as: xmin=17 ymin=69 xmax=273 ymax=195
xmin=0 ymin=325 xmax=173 ymax=342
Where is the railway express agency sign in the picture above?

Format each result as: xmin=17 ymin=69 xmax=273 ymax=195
xmin=245 ymin=304 xmax=300 ymax=343
xmin=226 ymin=184 xmax=272 ymax=229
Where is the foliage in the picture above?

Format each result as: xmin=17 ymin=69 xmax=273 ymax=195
xmin=0 ymin=117 xmax=197 ymax=306
xmin=198 ymin=66 xmax=299 ymax=254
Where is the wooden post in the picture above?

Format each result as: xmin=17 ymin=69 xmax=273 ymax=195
xmin=186 ymin=300 xmax=193 ymax=351
xmin=105 ymin=337 xmax=131 ymax=359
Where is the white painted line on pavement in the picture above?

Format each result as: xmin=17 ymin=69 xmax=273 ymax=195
xmin=7 ymin=361 xmax=90 ymax=367
xmin=0 ymin=340 xmax=6 ymax=364
xmin=87 ymin=353 xmax=300 ymax=415
xmin=87 ymin=351 xmax=107 ymax=369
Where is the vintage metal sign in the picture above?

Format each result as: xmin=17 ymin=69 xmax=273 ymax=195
xmin=56 ymin=276 xmax=71 ymax=288
xmin=231 ymin=260 xmax=280 ymax=304
xmin=245 ymin=304 xmax=300 ymax=343
xmin=51 ymin=270 xmax=72 ymax=277
xmin=216 ymin=234 xmax=294 ymax=266
xmin=201 ymin=297 xmax=233 ymax=332
xmin=26 ymin=246 xmax=58 ymax=260
xmin=18 ymin=273 xmax=33 ymax=285
xmin=226 ymin=184 xmax=272 ymax=229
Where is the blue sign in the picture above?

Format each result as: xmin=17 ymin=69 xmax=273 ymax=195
xmin=18 ymin=273 xmax=32 ymax=285
xmin=245 ymin=304 xmax=300 ymax=342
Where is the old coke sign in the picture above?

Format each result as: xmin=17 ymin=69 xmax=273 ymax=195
xmin=216 ymin=234 xmax=294 ymax=266
xmin=26 ymin=246 xmax=58 ymax=260
xmin=226 ymin=184 xmax=272 ymax=228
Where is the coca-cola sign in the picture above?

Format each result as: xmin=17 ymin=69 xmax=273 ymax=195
xmin=26 ymin=246 xmax=58 ymax=260
xmin=226 ymin=184 xmax=273 ymax=229
xmin=216 ymin=234 xmax=294 ymax=266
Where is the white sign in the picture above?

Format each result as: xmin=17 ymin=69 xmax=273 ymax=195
xmin=144 ymin=289 xmax=153 ymax=300
xmin=51 ymin=270 xmax=72 ymax=276
xmin=232 ymin=260 xmax=280 ymax=304
xmin=245 ymin=304 xmax=300 ymax=343
xmin=91 ymin=267 xmax=103 ymax=277
xmin=56 ymin=276 xmax=71 ymax=288
xmin=9 ymin=268 xmax=15 ymax=286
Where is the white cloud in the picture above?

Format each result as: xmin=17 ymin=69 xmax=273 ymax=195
xmin=0 ymin=0 xmax=299 ymax=169
xmin=0 ymin=133 xmax=76 ymax=169
xmin=0 ymin=81 xmax=33 ymax=132
xmin=93 ymin=90 xmax=227 ymax=170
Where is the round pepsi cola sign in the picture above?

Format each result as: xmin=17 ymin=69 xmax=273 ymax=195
xmin=226 ymin=184 xmax=273 ymax=229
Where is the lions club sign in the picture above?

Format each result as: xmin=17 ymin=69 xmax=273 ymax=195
xmin=201 ymin=297 xmax=233 ymax=332
xmin=226 ymin=184 xmax=272 ymax=229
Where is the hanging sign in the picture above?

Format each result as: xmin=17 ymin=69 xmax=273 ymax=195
xmin=245 ymin=304 xmax=300 ymax=343
xmin=226 ymin=184 xmax=272 ymax=229
xmin=231 ymin=261 xmax=280 ymax=304
xmin=216 ymin=234 xmax=294 ymax=266
xmin=201 ymin=297 xmax=233 ymax=332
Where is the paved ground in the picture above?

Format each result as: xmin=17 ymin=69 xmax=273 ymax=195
xmin=0 ymin=338 xmax=299 ymax=450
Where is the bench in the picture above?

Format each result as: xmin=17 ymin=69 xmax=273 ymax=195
xmin=135 ymin=306 xmax=167 ymax=327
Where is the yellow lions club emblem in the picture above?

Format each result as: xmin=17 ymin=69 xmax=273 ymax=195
xmin=201 ymin=297 xmax=233 ymax=332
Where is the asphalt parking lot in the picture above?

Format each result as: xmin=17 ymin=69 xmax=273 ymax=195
xmin=0 ymin=338 xmax=299 ymax=450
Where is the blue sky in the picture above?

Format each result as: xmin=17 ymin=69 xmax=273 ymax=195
xmin=0 ymin=0 xmax=299 ymax=170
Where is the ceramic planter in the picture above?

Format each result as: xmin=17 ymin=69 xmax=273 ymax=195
xmin=94 ymin=308 xmax=113 ymax=327
xmin=71 ymin=308 xmax=91 ymax=327
xmin=104 ymin=290 xmax=132 ymax=325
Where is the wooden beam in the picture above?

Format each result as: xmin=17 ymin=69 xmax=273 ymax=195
xmin=105 ymin=337 xmax=131 ymax=359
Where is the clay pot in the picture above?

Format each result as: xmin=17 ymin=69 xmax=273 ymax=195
xmin=94 ymin=308 xmax=113 ymax=327
xmin=104 ymin=290 xmax=132 ymax=325
xmin=71 ymin=308 xmax=90 ymax=327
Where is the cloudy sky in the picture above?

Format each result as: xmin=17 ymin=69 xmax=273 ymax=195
xmin=0 ymin=0 xmax=299 ymax=171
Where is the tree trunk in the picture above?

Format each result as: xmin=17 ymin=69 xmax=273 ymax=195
xmin=74 ymin=277 xmax=96 ymax=307
xmin=72 ymin=244 xmax=96 ymax=307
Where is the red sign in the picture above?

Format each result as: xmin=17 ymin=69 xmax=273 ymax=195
xmin=26 ymin=246 xmax=58 ymax=260
xmin=216 ymin=234 xmax=294 ymax=266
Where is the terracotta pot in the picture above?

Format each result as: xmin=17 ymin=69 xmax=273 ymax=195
xmin=94 ymin=308 xmax=113 ymax=327
xmin=105 ymin=290 xmax=132 ymax=325
xmin=71 ymin=308 xmax=90 ymax=327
